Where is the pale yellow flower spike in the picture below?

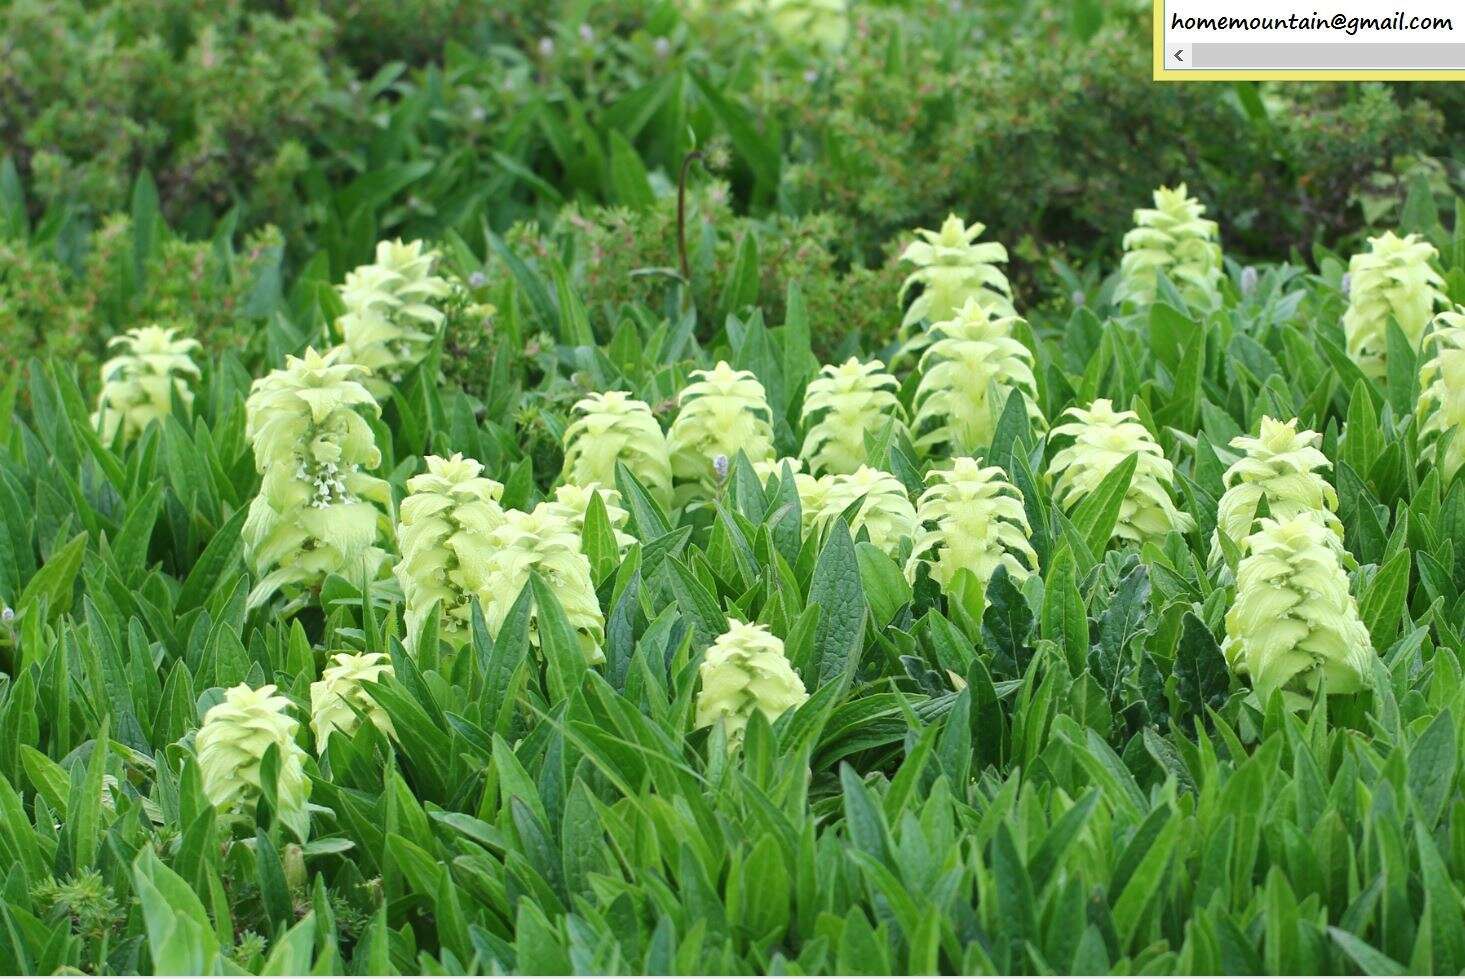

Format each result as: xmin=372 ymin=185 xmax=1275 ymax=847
xmin=195 ymin=683 xmax=311 ymax=839
xmin=562 ymin=391 xmax=673 ymax=510
xmin=1049 ymin=399 xmax=1195 ymax=546
xmin=242 ymin=346 xmax=392 ymax=609
xmin=912 ymin=298 xmax=1044 ymax=457
xmin=695 ymin=619 xmax=808 ymax=749
xmin=543 ymin=482 xmax=636 ymax=555
xmin=393 ymin=453 xmax=505 ymax=649
xmin=1223 ymin=517 xmax=1375 ymax=709
xmin=906 ymin=459 xmax=1037 ymax=590
xmin=759 ymin=0 xmax=849 ymax=51
xmin=1417 ymin=308 xmax=1465 ymax=484
xmin=754 ymin=458 xmax=831 ymax=538
xmin=800 ymin=358 xmax=907 ymax=476
xmin=667 ymin=362 xmax=775 ymax=499
xmin=1116 ymin=184 xmax=1223 ymax=310
xmin=1211 ymin=417 xmax=1343 ymax=564
xmin=310 ymin=652 xmax=395 ymax=753
xmin=898 ymin=214 xmax=1016 ymax=352
xmin=481 ymin=505 xmax=605 ymax=666
xmin=338 ymin=238 xmax=453 ymax=396
xmin=810 ymin=466 xmax=917 ymax=555
xmin=1343 ymin=231 xmax=1446 ymax=380
xmin=92 ymin=325 xmax=201 ymax=444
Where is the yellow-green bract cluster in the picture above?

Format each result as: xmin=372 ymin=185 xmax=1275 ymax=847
xmin=394 ymin=453 xmax=505 ymax=648
xmin=912 ymin=299 xmax=1044 ymax=457
xmin=800 ymin=358 xmax=906 ymax=475
xmin=1222 ymin=517 xmax=1374 ymax=708
xmin=1049 ymin=399 xmax=1194 ymax=546
xmin=195 ymin=684 xmax=311 ymax=840
xmin=695 ymin=619 xmax=808 ymax=748
xmin=338 ymin=238 xmax=453 ymax=396
xmin=668 ymin=362 xmax=775 ymax=500
xmin=1417 ymin=308 xmax=1465 ymax=484
xmin=92 ymin=325 xmax=201 ymax=444
xmin=483 ymin=505 xmax=606 ymax=664
xmin=897 ymin=214 xmax=1015 ymax=361
xmin=310 ymin=652 xmax=395 ymax=753
xmin=907 ymin=459 xmax=1036 ymax=590
xmin=1211 ymin=417 xmax=1342 ymax=565
xmin=561 ymin=391 xmax=673 ymax=509
xmin=393 ymin=454 xmax=607 ymax=663
xmin=1343 ymin=231 xmax=1446 ymax=381
xmin=1116 ymin=184 xmax=1223 ymax=309
xmin=242 ymin=347 xmax=392 ymax=608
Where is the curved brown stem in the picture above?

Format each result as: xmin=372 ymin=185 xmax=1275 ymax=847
xmin=677 ymin=150 xmax=706 ymax=284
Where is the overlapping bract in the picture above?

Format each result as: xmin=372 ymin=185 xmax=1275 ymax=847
xmin=1343 ymin=231 xmax=1446 ymax=380
xmin=800 ymin=358 xmax=905 ymax=475
xmin=813 ymin=466 xmax=917 ymax=554
xmin=911 ymin=299 xmax=1043 ymax=456
xmin=195 ymin=684 xmax=311 ymax=839
xmin=695 ymin=619 xmax=808 ymax=748
xmin=757 ymin=0 xmax=848 ymax=50
xmin=543 ymin=482 xmax=635 ymax=554
xmin=562 ymin=391 xmax=672 ymax=508
xmin=1115 ymin=184 xmax=1223 ymax=309
xmin=755 ymin=458 xmax=832 ymax=537
xmin=92 ymin=325 xmax=201 ymax=443
xmin=1212 ymin=417 xmax=1342 ymax=563
xmin=242 ymin=347 xmax=391 ymax=608
xmin=394 ymin=454 xmax=505 ymax=648
xmin=310 ymin=652 xmax=395 ymax=753
xmin=668 ymin=362 xmax=774 ymax=497
xmin=1417 ymin=308 xmax=1465 ymax=484
xmin=906 ymin=460 xmax=1036 ymax=590
xmin=481 ymin=506 xmax=605 ymax=664
xmin=1222 ymin=517 xmax=1375 ymax=707
xmin=1050 ymin=399 xmax=1194 ymax=546
xmin=899 ymin=215 xmax=1016 ymax=336
xmin=338 ymin=238 xmax=453 ymax=395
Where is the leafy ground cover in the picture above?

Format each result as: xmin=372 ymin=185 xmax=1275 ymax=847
xmin=3 ymin=0 xmax=1465 ymax=975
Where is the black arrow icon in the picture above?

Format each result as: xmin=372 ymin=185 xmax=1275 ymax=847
xmin=1174 ymin=48 xmax=1185 ymax=62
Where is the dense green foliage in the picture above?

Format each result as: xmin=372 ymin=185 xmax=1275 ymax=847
xmin=4 ymin=0 xmax=1465 ymax=975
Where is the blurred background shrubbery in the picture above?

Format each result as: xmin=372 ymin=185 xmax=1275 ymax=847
xmin=1 ymin=0 xmax=1460 ymax=367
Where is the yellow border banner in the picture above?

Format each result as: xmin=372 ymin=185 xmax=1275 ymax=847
xmin=1153 ymin=0 xmax=1465 ymax=81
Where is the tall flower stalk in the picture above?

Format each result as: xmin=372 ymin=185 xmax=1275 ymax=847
xmin=243 ymin=347 xmax=392 ymax=609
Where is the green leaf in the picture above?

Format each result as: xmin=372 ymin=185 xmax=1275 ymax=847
xmin=1408 ymin=709 xmax=1457 ymax=829
xmin=1360 ymin=549 xmax=1410 ymax=650
xmin=1174 ymin=612 xmax=1228 ymax=725
xmin=1070 ymin=454 xmax=1138 ymax=557
xmin=808 ymin=520 xmax=867 ymax=688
